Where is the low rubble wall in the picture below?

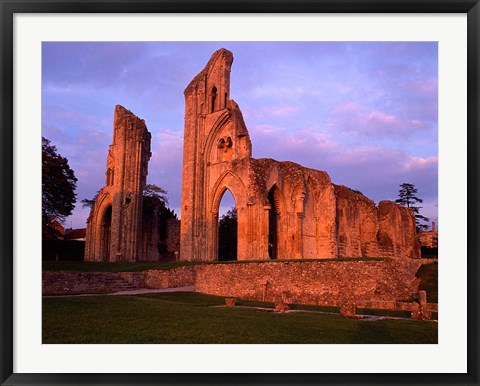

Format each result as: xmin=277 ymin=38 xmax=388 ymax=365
xmin=195 ymin=259 xmax=435 ymax=306
xmin=42 ymin=266 xmax=196 ymax=295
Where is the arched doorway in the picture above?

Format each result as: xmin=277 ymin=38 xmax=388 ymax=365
xmin=100 ymin=206 xmax=112 ymax=261
xmin=267 ymin=186 xmax=281 ymax=259
xmin=217 ymin=189 xmax=237 ymax=261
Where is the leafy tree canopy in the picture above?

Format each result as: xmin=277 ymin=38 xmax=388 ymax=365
xmin=395 ymin=182 xmax=429 ymax=230
xmin=81 ymin=190 xmax=99 ymax=210
xmin=143 ymin=184 xmax=169 ymax=206
xmin=42 ymin=137 xmax=77 ymax=238
xmin=81 ymin=184 xmax=172 ymax=215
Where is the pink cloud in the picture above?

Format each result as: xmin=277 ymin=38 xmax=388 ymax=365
xmin=249 ymin=123 xmax=437 ymax=209
xmin=401 ymin=156 xmax=438 ymax=172
xmin=406 ymin=78 xmax=438 ymax=94
xmin=326 ymin=102 xmax=431 ymax=139
xmin=247 ymin=105 xmax=303 ymax=120
xmin=333 ymin=102 xmax=362 ymax=113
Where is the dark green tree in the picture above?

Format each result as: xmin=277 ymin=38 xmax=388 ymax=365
xmin=218 ymin=207 xmax=237 ymax=261
xmin=81 ymin=190 xmax=99 ymax=210
xmin=81 ymin=184 xmax=169 ymax=210
xmin=42 ymin=137 xmax=77 ymax=238
xmin=395 ymin=183 xmax=429 ymax=230
xmin=143 ymin=184 xmax=168 ymax=206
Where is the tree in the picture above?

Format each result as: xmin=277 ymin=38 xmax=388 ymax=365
xmin=143 ymin=184 xmax=169 ymax=206
xmin=82 ymin=184 xmax=169 ymax=211
xmin=81 ymin=190 xmax=99 ymax=210
xmin=218 ymin=207 xmax=237 ymax=261
xmin=395 ymin=183 xmax=429 ymax=230
xmin=42 ymin=137 xmax=77 ymax=238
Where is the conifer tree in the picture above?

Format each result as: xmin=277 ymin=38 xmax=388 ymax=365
xmin=395 ymin=183 xmax=429 ymax=230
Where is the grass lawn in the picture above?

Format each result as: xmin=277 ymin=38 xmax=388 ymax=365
xmin=43 ymin=292 xmax=437 ymax=344
xmin=42 ymin=260 xmax=202 ymax=272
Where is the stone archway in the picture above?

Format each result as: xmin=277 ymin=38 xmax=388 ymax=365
xmin=209 ymin=171 xmax=249 ymax=261
xmin=216 ymin=189 xmax=237 ymax=261
xmin=267 ymin=185 xmax=283 ymax=259
xmin=92 ymin=192 xmax=113 ymax=262
xmin=100 ymin=205 xmax=112 ymax=261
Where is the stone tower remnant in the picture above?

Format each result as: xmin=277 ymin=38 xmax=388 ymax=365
xmin=180 ymin=48 xmax=420 ymax=261
xmin=85 ymin=105 xmax=152 ymax=262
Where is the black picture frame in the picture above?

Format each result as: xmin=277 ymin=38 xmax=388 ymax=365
xmin=1 ymin=1 xmax=479 ymax=385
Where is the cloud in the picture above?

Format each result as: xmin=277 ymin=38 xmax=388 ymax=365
xmin=44 ymin=42 xmax=437 ymax=228
xmin=148 ymin=128 xmax=184 ymax=210
xmin=247 ymin=105 xmax=303 ymax=120
xmin=325 ymin=102 xmax=433 ymax=140
xmin=250 ymin=123 xmax=438 ymax=214
xmin=407 ymin=78 xmax=438 ymax=94
xmin=251 ymin=85 xmax=306 ymax=99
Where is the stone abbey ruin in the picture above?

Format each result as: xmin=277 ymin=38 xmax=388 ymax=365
xmin=85 ymin=48 xmax=420 ymax=263
xmin=84 ymin=106 xmax=179 ymax=262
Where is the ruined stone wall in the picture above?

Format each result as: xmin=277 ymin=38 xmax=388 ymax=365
xmin=140 ymin=197 xmax=179 ymax=261
xmin=141 ymin=196 xmax=161 ymax=261
xmin=178 ymin=48 xmax=420 ymax=261
xmin=165 ymin=218 xmax=180 ymax=255
xmin=195 ymin=260 xmax=427 ymax=306
xmin=378 ymin=201 xmax=420 ymax=259
xmin=419 ymin=230 xmax=438 ymax=248
xmin=181 ymin=49 xmax=238 ymax=261
xmin=42 ymin=267 xmax=196 ymax=295
xmin=143 ymin=266 xmax=195 ymax=289
xmin=85 ymin=105 xmax=152 ymax=262
xmin=334 ymin=185 xmax=380 ymax=258
xmin=42 ymin=271 xmax=144 ymax=294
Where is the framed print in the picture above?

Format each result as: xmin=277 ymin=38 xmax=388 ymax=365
xmin=1 ymin=1 xmax=479 ymax=385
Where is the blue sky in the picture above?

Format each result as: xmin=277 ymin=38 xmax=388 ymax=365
xmin=42 ymin=42 xmax=438 ymax=229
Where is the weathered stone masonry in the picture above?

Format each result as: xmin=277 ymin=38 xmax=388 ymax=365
xmin=43 ymin=260 xmax=436 ymax=312
xmin=180 ymin=48 xmax=420 ymax=262
xmin=42 ymin=267 xmax=195 ymax=295
xmin=85 ymin=105 xmax=152 ymax=262
xmin=84 ymin=105 xmax=180 ymax=262
xmin=194 ymin=260 xmax=430 ymax=306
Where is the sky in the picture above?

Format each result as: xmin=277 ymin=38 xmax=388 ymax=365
xmin=42 ymin=42 xmax=438 ymax=230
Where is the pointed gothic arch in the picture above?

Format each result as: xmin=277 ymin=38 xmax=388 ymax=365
xmin=210 ymin=85 xmax=218 ymax=113
xmin=91 ymin=191 xmax=113 ymax=262
xmin=208 ymin=171 xmax=248 ymax=261
xmin=267 ymin=184 xmax=284 ymax=259
xmin=217 ymin=189 xmax=237 ymax=261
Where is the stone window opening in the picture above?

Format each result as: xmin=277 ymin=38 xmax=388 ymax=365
xmin=211 ymin=86 xmax=217 ymax=113
xmin=224 ymin=137 xmax=233 ymax=162
xmin=217 ymin=138 xmax=225 ymax=162
xmin=106 ymin=168 xmax=114 ymax=186
xmin=217 ymin=137 xmax=233 ymax=162
xmin=267 ymin=186 xmax=281 ymax=260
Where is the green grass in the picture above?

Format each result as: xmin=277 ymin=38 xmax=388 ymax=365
xmin=416 ymin=262 xmax=438 ymax=303
xmin=43 ymin=257 xmax=389 ymax=272
xmin=43 ymin=292 xmax=437 ymax=344
xmin=42 ymin=260 xmax=202 ymax=272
